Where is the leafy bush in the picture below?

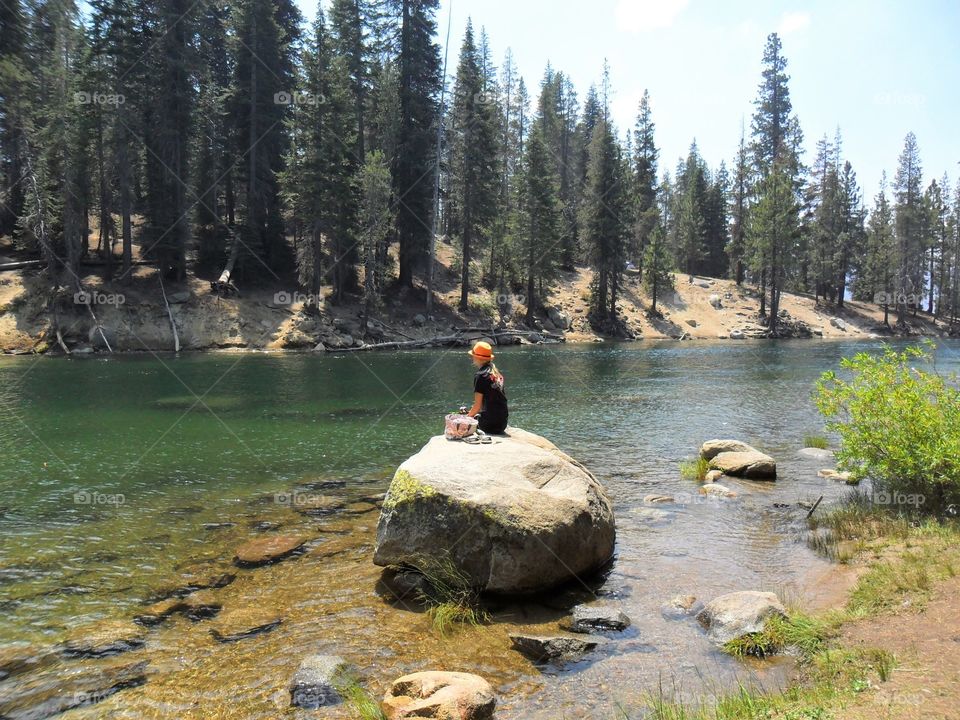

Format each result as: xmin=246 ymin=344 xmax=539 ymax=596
xmin=815 ymin=344 xmax=960 ymax=515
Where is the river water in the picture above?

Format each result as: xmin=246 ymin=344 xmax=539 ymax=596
xmin=2 ymin=339 xmax=957 ymax=719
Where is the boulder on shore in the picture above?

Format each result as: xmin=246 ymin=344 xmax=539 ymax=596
xmin=696 ymin=591 xmax=786 ymax=644
xmin=700 ymin=440 xmax=776 ymax=479
xmin=382 ymin=671 xmax=496 ymax=720
xmin=373 ymin=428 xmax=615 ymax=594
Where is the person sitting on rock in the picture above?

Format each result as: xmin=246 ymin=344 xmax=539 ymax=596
xmin=465 ymin=341 xmax=508 ymax=434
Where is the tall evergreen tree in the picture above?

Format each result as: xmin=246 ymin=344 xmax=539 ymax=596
xmin=892 ymin=131 xmax=924 ymax=324
xmin=727 ymin=127 xmax=749 ymax=284
xmin=389 ymin=0 xmax=440 ymax=288
xmin=447 ymin=21 xmax=499 ymax=311
xmin=631 ymin=89 xmax=658 ymax=275
xmin=748 ymin=32 xmax=803 ymax=333
xmin=519 ymin=121 xmax=561 ymax=322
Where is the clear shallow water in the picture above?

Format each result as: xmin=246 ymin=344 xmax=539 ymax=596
xmin=2 ymin=339 xmax=958 ymax=718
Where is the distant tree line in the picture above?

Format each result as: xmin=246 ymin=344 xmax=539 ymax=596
xmin=1 ymin=1 xmax=958 ymax=334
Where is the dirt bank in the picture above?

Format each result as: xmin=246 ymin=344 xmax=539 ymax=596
xmin=0 ymin=240 xmax=951 ymax=354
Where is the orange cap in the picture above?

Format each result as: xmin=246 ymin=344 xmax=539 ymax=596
xmin=468 ymin=341 xmax=494 ymax=360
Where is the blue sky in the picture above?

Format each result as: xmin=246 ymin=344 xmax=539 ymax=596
xmin=300 ymin=0 xmax=959 ymax=201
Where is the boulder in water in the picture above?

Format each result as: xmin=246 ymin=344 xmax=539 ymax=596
xmin=561 ymin=604 xmax=631 ymax=633
xmin=697 ymin=591 xmax=786 ymax=644
xmin=700 ymin=439 xmax=757 ymax=460
xmin=508 ymin=634 xmax=600 ymax=663
xmin=373 ymin=428 xmax=615 ymax=594
xmin=382 ymin=671 xmax=496 ymax=720
xmin=708 ymin=451 xmax=776 ymax=479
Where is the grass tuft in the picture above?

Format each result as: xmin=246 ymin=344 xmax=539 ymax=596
xmin=803 ymin=433 xmax=830 ymax=449
xmin=407 ymin=556 xmax=489 ymax=635
xmin=680 ymin=456 xmax=710 ymax=482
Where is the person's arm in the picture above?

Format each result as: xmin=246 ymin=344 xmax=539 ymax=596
xmin=467 ymin=392 xmax=483 ymax=417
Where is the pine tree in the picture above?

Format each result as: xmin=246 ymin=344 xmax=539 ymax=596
xmin=447 ymin=21 xmax=500 ymax=311
xmin=855 ymin=175 xmax=896 ymax=326
xmin=389 ymin=0 xmax=440 ymax=287
xmin=359 ymin=149 xmax=394 ymax=330
xmin=643 ymin=224 xmax=673 ymax=314
xmin=893 ymin=131 xmax=924 ymax=323
xmin=834 ymin=160 xmax=865 ymax=308
xmin=287 ymin=9 xmax=358 ymax=302
xmin=330 ymin=0 xmax=369 ymax=163
xmin=631 ymin=89 xmax=658 ymax=275
xmin=748 ymin=32 xmax=803 ymax=333
xmin=520 ymin=121 xmax=561 ymax=322
xmin=581 ymin=115 xmax=627 ymax=324
xmin=727 ymin=128 xmax=749 ymax=284
xmin=0 ymin=0 xmax=30 ymax=239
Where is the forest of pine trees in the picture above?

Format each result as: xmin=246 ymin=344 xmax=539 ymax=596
xmin=2 ymin=0 xmax=959 ymax=334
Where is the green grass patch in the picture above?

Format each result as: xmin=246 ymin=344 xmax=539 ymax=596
xmin=723 ymin=613 xmax=833 ymax=659
xmin=406 ymin=556 xmax=489 ymax=636
xmin=680 ymin=456 xmax=710 ymax=482
xmin=803 ymin=434 xmax=830 ymax=450
xmin=338 ymin=679 xmax=386 ymax=720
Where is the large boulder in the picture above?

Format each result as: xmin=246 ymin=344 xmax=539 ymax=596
xmin=709 ymin=451 xmax=776 ymax=479
xmin=696 ymin=591 xmax=786 ymax=644
xmin=699 ymin=439 xmax=757 ymax=460
xmin=382 ymin=671 xmax=496 ymax=720
xmin=700 ymin=440 xmax=776 ymax=479
xmin=373 ymin=428 xmax=615 ymax=594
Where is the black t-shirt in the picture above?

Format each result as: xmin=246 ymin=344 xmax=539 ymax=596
xmin=474 ymin=364 xmax=508 ymax=431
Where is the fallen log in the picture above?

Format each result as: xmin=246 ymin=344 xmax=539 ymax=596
xmin=326 ymin=333 xmax=467 ymax=353
xmin=0 ymin=260 xmax=43 ymax=271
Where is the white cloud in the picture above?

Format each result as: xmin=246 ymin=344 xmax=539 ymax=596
xmin=777 ymin=11 xmax=811 ymax=35
xmin=615 ymin=0 xmax=690 ymax=32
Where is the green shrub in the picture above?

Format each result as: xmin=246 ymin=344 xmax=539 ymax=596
xmin=815 ymin=343 xmax=960 ymax=514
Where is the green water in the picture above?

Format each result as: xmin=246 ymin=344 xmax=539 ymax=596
xmin=1 ymin=340 xmax=958 ymax=719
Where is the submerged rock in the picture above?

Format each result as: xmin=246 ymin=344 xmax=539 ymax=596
xmin=561 ymin=604 xmax=631 ymax=633
xmin=661 ymin=594 xmax=701 ymax=619
xmin=208 ymin=607 xmax=281 ymax=643
xmin=0 ymin=644 xmax=55 ymax=680
xmin=0 ymin=658 xmax=148 ymax=719
xmin=699 ymin=483 xmax=737 ymax=498
xmin=289 ymin=654 xmax=350 ymax=709
xmin=818 ymin=468 xmax=853 ymax=482
xmin=696 ymin=591 xmax=787 ymax=644
xmin=62 ymin=621 xmax=147 ymax=658
xmin=508 ymin=634 xmax=599 ymax=663
xmin=703 ymin=469 xmax=724 ymax=483
xmin=373 ymin=428 xmax=615 ymax=594
xmin=233 ymin=535 xmax=309 ymax=567
xmin=797 ymin=447 xmax=834 ymax=461
xmin=382 ymin=671 xmax=496 ymax=720
xmin=133 ymin=597 xmax=187 ymax=626
xmin=181 ymin=589 xmax=223 ymax=620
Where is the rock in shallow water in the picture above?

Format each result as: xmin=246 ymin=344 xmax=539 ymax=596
xmin=509 ymin=634 xmax=600 ymax=663
xmin=373 ymin=428 xmax=615 ymax=594
xmin=696 ymin=591 xmax=786 ymax=644
xmin=289 ymin=654 xmax=350 ymax=709
xmin=134 ymin=597 xmax=187 ymax=626
xmin=561 ymin=604 xmax=631 ymax=633
xmin=0 ymin=659 xmax=148 ymax=719
xmin=700 ymin=439 xmax=756 ymax=460
xmin=209 ymin=607 xmax=282 ymax=642
xmin=233 ymin=535 xmax=309 ymax=567
xmin=708 ymin=450 xmax=776 ymax=479
xmin=62 ymin=621 xmax=147 ymax=658
xmin=382 ymin=670 xmax=496 ymax=720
